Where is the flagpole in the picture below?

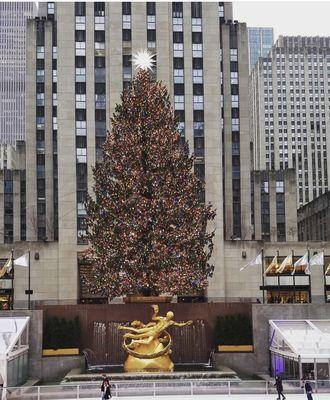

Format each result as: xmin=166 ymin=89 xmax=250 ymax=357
xmin=28 ymin=250 xmax=31 ymax=310
xmin=324 ymin=255 xmax=327 ymax=304
xmin=10 ymin=248 xmax=14 ymax=310
xmin=292 ymin=249 xmax=296 ymax=304
xmin=277 ymin=250 xmax=280 ymax=303
xmin=261 ymin=248 xmax=265 ymax=304
xmin=307 ymin=246 xmax=311 ymax=303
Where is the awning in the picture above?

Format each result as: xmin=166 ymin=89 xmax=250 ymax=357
xmin=269 ymin=319 xmax=330 ymax=363
xmin=0 ymin=317 xmax=29 ymax=387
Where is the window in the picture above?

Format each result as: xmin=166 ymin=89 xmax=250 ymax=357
xmin=192 ymin=18 xmax=202 ymax=32
xmin=77 ymin=148 xmax=87 ymax=163
xmin=276 ymin=181 xmax=284 ymax=193
xmin=122 ymin=14 xmax=131 ymax=29
xmin=174 ymin=95 xmax=184 ymax=110
xmin=192 ymin=43 xmax=202 ymax=58
xmin=75 ymin=30 xmax=86 ymax=42
xmin=231 ymin=72 xmax=238 ymax=84
xmin=232 ymin=118 xmax=239 ymax=131
xmin=262 ymin=181 xmax=269 ymax=193
xmin=122 ymin=2 xmax=131 ymax=15
xmin=147 ymin=15 xmax=156 ymax=30
xmin=231 ymin=95 xmax=239 ymax=107
xmin=37 ymin=46 xmax=44 ymax=59
xmin=174 ymin=69 xmax=184 ymax=84
xmin=75 ymin=16 xmax=86 ymax=30
xmin=193 ymin=95 xmax=204 ymax=110
xmin=95 ymin=16 xmax=105 ymax=30
xmin=219 ymin=3 xmax=224 ymax=17
xmin=76 ymin=120 xmax=87 ymax=136
xmin=191 ymin=2 xmax=202 ymax=18
xmin=94 ymin=2 xmax=105 ymax=16
xmin=75 ymin=68 xmax=86 ymax=82
xmin=172 ymin=2 xmax=183 ymax=18
xmin=173 ymin=43 xmax=183 ymax=57
xmin=48 ymin=2 xmax=55 ymax=14
xmin=230 ymin=49 xmax=238 ymax=61
xmin=75 ymin=41 xmax=86 ymax=56
xmin=173 ymin=17 xmax=183 ymax=32
xmin=75 ymin=2 xmax=86 ymax=16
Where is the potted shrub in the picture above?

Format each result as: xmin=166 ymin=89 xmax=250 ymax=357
xmin=215 ymin=314 xmax=253 ymax=352
xmin=43 ymin=316 xmax=81 ymax=356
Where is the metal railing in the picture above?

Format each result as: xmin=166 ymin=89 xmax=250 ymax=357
xmin=3 ymin=379 xmax=330 ymax=399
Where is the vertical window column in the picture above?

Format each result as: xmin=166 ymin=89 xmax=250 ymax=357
xmin=261 ymin=180 xmax=270 ymax=241
xmin=94 ymin=2 xmax=106 ymax=162
xmin=75 ymin=2 xmax=88 ymax=244
xmin=20 ymin=171 xmax=26 ymax=241
xmin=172 ymin=2 xmax=185 ymax=140
xmin=191 ymin=2 xmax=205 ymax=201
xmin=276 ymin=178 xmax=286 ymax=241
xmin=52 ymin=22 xmax=58 ymax=240
xmin=36 ymin=20 xmax=46 ymax=240
xmin=146 ymin=1 xmax=156 ymax=79
xmin=230 ymin=25 xmax=241 ymax=238
xmin=4 ymin=170 xmax=13 ymax=244
xmin=122 ymin=2 xmax=132 ymax=89
xmin=146 ymin=2 xmax=156 ymax=51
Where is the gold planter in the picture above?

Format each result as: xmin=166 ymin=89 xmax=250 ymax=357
xmin=217 ymin=345 xmax=254 ymax=352
xmin=42 ymin=348 xmax=79 ymax=356
xmin=123 ymin=296 xmax=173 ymax=303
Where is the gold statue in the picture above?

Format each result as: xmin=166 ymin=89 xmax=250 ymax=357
xmin=118 ymin=305 xmax=193 ymax=372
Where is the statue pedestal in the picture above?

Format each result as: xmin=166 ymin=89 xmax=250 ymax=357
xmin=124 ymin=354 xmax=174 ymax=372
xmin=124 ymin=340 xmax=174 ymax=373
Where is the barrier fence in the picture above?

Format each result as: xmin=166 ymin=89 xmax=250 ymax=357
xmin=3 ymin=379 xmax=330 ymax=399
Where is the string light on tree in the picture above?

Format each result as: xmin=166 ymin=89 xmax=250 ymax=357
xmin=132 ymin=50 xmax=156 ymax=71
xmin=84 ymin=59 xmax=216 ymax=299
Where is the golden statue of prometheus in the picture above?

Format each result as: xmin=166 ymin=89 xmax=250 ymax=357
xmin=118 ymin=305 xmax=193 ymax=372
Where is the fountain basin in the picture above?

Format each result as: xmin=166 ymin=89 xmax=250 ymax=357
xmin=62 ymin=365 xmax=238 ymax=383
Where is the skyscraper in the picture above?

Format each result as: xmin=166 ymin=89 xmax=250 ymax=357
xmin=0 ymin=1 xmax=256 ymax=304
xmin=250 ymin=36 xmax=330 ymax=207
xmin=0 ymin=2 xmax=37 ymax=145
xmin=248 ymin=27 xmax=274 ymax=71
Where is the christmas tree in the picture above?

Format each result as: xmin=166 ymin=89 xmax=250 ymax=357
xmin=84 ymin=52 xmax=216 ymax=299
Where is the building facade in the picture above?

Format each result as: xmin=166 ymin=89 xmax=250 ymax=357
xmin=248 ymin=27 xmax=274 ymax=71
xmin=0 ymin=2 xmax=37 ymax=145
xmin=250 ymin=36 xmax=330 ymax=207
xmin=0 ymin=1 xmax=255 ymax=305
xmin=298 ymin=191 xmax=330 ymax=241
xmin=251 ymin=169 xmax=297 ymax=242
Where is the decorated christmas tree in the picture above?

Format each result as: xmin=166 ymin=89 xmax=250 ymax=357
xmin=84 ymin=51 xmax=216 ymax=299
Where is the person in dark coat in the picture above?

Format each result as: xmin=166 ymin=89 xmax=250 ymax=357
xmin=302 ymin=380 xmax=313 ymax=400
xmin=101 ymin=376 xmax=112 ymax=400
xmin=274 ymin=376 xmax=286 ymax=400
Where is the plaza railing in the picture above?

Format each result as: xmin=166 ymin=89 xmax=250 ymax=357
xmin=3 ymin=379 xmax=330 ymax=399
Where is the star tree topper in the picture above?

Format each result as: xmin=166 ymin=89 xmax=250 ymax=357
xmin=132 ymin=50 xmax=156 ymax=71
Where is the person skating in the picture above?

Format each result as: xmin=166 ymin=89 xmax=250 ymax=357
xmin=302 ymin=380 xmax=313 ymax=400
xmin=101 ymin=376 xmax=112 ymax=400
xmin=274 ymin=376 xmax=286 ymax=400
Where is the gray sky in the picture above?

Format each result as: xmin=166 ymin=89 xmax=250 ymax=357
xmin=233 ymin=1 xmax=330 ymax=40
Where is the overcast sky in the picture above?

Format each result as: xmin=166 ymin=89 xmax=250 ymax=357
xmin=233 ymin=1 xmax=330 ymax=41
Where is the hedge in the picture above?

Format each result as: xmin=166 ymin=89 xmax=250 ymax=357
xmin=215 ymin=314 xmax=253 ymax=346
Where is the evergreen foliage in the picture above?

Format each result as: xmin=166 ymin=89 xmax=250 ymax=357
xmin=215 ymin=314 xmax=253 ymax=346
xmin=84 ymin=69 xmax=216 ymax=298
xmin=43 ymin=316 xmax=81 ymax=349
